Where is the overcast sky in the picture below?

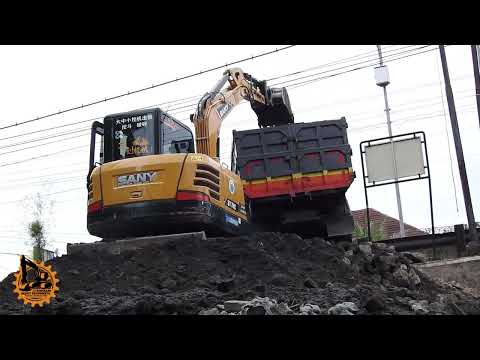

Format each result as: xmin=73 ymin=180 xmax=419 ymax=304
xmin=1 ymin=45 xmax=479 ymax=280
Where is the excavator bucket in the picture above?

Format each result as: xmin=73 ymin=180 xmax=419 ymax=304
xmin=251 ymin=87 xmax=294 ymax=127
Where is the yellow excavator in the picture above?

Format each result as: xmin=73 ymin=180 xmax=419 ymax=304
xmin=87 ymin=68 xmax=294 ymax=239
xmin=87 ymin=67 xmax=354 ymax=240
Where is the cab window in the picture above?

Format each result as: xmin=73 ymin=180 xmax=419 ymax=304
xmin=161 ymin=115 xmax=194 ymax=154
xmin=112 ymin=113 xmax=155 ymax=161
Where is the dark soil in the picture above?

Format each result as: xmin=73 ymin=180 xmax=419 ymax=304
xmin=0 ymin=232 xmax=479 ymax=315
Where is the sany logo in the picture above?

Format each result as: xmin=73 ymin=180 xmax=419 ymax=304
xmin=117 ymin=172 xmax=156 ymax=187
xmin=217 ymin=102 xmax=232 ymax=119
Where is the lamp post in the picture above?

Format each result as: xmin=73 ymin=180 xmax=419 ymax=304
xmin=374 ymin=45 xmax=406 ymax=238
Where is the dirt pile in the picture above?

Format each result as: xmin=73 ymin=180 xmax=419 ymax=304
xmin=0 ymin=232 xmax=479 ymax=315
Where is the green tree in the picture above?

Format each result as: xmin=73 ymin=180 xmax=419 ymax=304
xmin=353 ymin=218 xmax=386 ymax=241
xmin=22 ymin=192 xmax=55 ymax=251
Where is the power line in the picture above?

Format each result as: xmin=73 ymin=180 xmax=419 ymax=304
xmin=0 ymin=99 xmax=199 ymax=157
xmin=0 ymin=131 xmax=90 ymax=156
xmin=265 ymin=45 xmax=407 ymax=82
xmin=4 ymin=92 xmax=473 ymax=173
xmin=1 ymin=126 xmax=90 ymax=149
xmin=0 ymin=187 xmax=84 ymax=205
xmin=0 ymin=46 xmax=465 ymax=171
xmin=0 ymin=99 xmax=199 ymax=150
xmin=0 ymin=46 xmax=296 ymax=132
xmin=1 ymin=160 xmax=86 ymax=177
xmin=0 ymin=175 xmax=84 ymax=189
xmin=1 ymin=166 xmax=87 ymax=181
xmin=0 ymin=145 xmax=88 ymax=168
xmin=0 ymin=45 xmax=457 ymax=155
xmin=436 ymin=51 xmax=460 ymax=213
xmin=282 ymin=46 xmax=439 ymax=89
xmin=0 ymin=95 xmax=201 ymax=142
xmin=272 ymin=45 xmax=431 ymax=87
xmin=0 ymin=45 xmax=426 ymax=146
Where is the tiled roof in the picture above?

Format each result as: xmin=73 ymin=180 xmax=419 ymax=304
xmin=351 ymin=208 xmax=427 ymax=239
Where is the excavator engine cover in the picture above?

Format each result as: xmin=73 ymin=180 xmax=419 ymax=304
xmin=251 ymin=87 xmax=294 ymax=128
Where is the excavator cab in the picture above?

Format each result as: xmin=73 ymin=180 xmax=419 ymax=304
xmin=87 ymin=107 xmax=248 ymax=239
xmin=88 ymin=109 xmax=195 ymax=180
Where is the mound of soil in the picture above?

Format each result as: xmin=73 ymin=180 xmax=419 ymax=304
xmin=0 ymin=233 xmax=479 ymax=315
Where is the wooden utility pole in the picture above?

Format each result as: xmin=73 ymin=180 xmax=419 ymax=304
xmin=471 ymin=45 xmax=480 ymax=128
xmin=439 ymin=45 xmax=478 ymax=243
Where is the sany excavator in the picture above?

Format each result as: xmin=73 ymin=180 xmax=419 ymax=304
xmin=87 ymin=68 xmax=354 ymax=241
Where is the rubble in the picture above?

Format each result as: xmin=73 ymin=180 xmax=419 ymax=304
xmin=328 ymin=302 xmax=359 ymax=315
xmin=1 ymin=233 xmax=479 ymax=315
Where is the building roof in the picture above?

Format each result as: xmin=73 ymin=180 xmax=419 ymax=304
xmin=351 ymin=208 xmax=428 ymax=240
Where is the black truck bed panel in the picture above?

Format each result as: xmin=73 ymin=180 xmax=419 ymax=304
xmin=232 ymin=118 xmax=353 ymax=181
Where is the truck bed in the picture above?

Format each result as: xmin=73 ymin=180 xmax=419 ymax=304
xmin=232 ymin=117 xmax=354 ymax=199
xmin=231 ymin=117 xmax=355 ymax=239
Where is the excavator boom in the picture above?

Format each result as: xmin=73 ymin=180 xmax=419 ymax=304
xmin=190 ymin=68 xmax=293 ymax=159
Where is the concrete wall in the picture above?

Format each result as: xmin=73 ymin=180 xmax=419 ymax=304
xmin=413 ymin=245 xmax=458 ymax=261
xmin=416 ymin=255 xmax=480 ymax=297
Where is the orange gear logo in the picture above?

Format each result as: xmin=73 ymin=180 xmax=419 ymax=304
xmin=12 ymin=255 xmax=60 ymax=308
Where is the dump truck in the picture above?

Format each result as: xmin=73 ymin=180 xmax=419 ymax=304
xmin=232 ymin=118 xmax=354 ymax=239
xmin=86 ymin=67 xmax=354 ymax=241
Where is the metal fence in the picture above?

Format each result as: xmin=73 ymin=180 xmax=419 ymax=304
xmin=32 ymin=247 xmax=56 ymax=262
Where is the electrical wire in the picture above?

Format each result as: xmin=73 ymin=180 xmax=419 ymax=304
xmin=436 ymin=50 xmax=460 ymax=213
xmin=0 ymin=46 xmax=296 ymax=131
xmin=264 ymin=45 xmax=407 ymax=82
xmin=0 ymin=45 xmax=467 ymax=181
xmin=0 ymin=45 xmax=456 ymax=155
xmin=272 ymin=46 xmax=432 ymax=87
xmin=0 ymin=45 xmax=432 ymax=147
xmin=0 ymin=145 xmax=88 ymax=168
xmin=0 ymin=131 xmax=90 ymax=156
xmin=282 ymin=46 xmax=440 ymax=90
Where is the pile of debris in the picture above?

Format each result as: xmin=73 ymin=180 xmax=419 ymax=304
xmin=0 ymin=232 xmax=479 ymax=315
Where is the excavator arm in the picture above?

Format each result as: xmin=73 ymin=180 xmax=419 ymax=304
xmin=190 ymin=67 xmax=293 ymax=159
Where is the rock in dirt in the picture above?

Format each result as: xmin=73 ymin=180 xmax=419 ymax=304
xmin=161 ymin=279 xmax=177 ymax=290
xmin=372 ymin=243 xmax=388 ymax=251
xmin=328 ymin=302 xmax=359 ymax=315
xmin=199 ymin=308 xmax=220 ymax=315
xmin=392 ymin=268 xmax=410 ymax=288
xmin=246 ymin=306 xmax=266 ymax=315
xmin=345 ymin=250 xmax=354 ymax=258
xmin=216 ymin=276 xmax=236 ymax=292
xmin=72 ymin=290 xmax=89 ymax=300
xmin=300 ymin=304 xmax=321 ymax=315
xmin=402 ymin=252 xmax=428 ymax=263
xmin=409 ymin=300 xmax=429 ymax=315
xmin=358 ymin=244 xmax=372 ymax=257
xmin=270 ymin=273 xmax=290 ymax=286
xmin=365 ymin=295 xmax=386 ymax=313
xmin=224 ymin=300 xmax=249 ymax=313
xmin=304 ymin=277 xmax=318 ymax=288
xmin=408 ymin=268 xmax=421 ymax=288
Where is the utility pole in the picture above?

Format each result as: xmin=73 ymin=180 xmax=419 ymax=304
xmin=439 ymin=45 xmax=478 ymax=243
xmin=375 ymin=45 xmax=406 ymax=238
xmin=471 ymin=45 xmax=480 ymax=128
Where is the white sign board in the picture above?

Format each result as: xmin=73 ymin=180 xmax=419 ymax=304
xmin=365 ymin=137 xmax=425 ymax=183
